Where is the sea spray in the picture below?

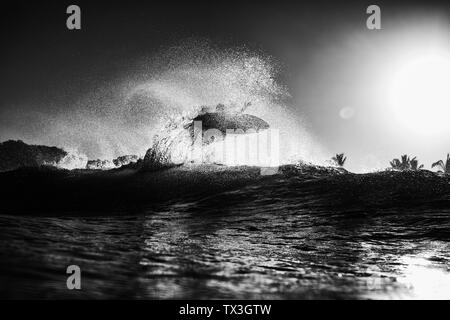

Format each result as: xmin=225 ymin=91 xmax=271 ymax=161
xmin=131 ymin=40 xmax=328 ymax=167
xmin=54 ymin=148 xmax=88 ymax=170
xmin=0 ymin=39 xmax=328 ymax=166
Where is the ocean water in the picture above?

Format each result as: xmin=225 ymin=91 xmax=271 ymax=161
xmin=1 ymin=166 xmax=449 ymax=299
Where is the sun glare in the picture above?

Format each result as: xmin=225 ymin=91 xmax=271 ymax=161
xmin=390 ymin=54 xmax=450 ymax=135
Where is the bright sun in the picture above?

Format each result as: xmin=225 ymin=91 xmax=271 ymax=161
xmin=390 ymin=55 xmax=450 ymax=135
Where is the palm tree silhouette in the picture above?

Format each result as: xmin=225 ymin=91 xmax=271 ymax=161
xmin=432 ymin=154 xmax=450 ymax=174
xmin=390 ymin=155 xmax=423 ymax=171
xmin=390 ymin=155 xmax=408 ymax=170
xmin=409 ymin=157 xmax=424 ymax=171
xmin=332 ymin=153 xmax=347 ymax=167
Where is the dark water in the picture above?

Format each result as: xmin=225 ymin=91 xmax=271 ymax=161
xmin=1 ymin=168 xmax=450 ymax=299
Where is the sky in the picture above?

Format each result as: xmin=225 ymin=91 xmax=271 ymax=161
xmin=1 ymin=0 xmax=450 ymax=172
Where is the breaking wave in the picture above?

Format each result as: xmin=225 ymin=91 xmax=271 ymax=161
xmin=0 ymin=39 xmax=328 ymax=167
xmin=129 ymin=40 xmax=328 ymax=167
xmin=54 ymin=148 xmax=89 ymax=170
